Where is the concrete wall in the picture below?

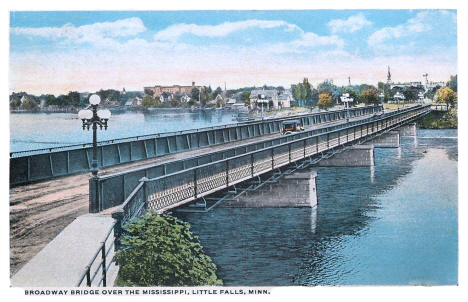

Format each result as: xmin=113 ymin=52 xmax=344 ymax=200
xmin=365 ymin=130 xmax=400 ymax=148
xmin=222 ymin=171 xmax=317 ymax=208
xmin=316 ymin=145 xmax=374 ymax=167
xmin=398 ymin=123 xmax=417 ymax=136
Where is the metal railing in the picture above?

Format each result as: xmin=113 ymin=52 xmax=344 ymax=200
xmin=76 ymin=220 xmax=117 ymax=287
xmin=10 ymin=105 xmax=382 ymax=186
xmin=96 ymin=105 xmax=428 ymax=212
xmin=111 ymin=105 xmax=429 ymax=226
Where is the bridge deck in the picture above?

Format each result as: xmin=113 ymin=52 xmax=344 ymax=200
xmin=10 ymin=112 xmax=374 ymax=277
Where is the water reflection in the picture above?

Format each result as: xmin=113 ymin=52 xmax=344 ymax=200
xmin=175 ymin=129 xmax=458 ymax=286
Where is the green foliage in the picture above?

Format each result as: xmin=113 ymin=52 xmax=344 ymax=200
xmin=116 ymin=212 xmax=223 ymax=287
xmin=436 ymin=86 xmax=457 ymax=109
xmin=360 ymin=88 xmax=379 ymax=105
xmin=418 ymin=109 xmax=457 ymax=129
xmin=142 ymin=95 xmax=155 ymax=107
xmin=318 ymin=92 xmax=333 ymax=109
xmin=447 ymin=75 xmax=457 ymax=92
xmin=240 ymin=91 xmax=251 ymax=104
xmin=291 ymin=78 xmax=317 ymax=106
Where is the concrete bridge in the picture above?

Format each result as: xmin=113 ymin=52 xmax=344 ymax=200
xmin=10 ymin=104 xmax=430 ymax=288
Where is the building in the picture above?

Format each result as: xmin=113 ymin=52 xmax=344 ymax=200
xmin=277 ymin=92 xmax=293 ymax=108
xmin=249 ymin=89 xmax=292 ymax=110
xmin=144 ymin=82 xmax=202 ymax=97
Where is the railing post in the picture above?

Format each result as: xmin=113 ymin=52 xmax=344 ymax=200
xmin=194 ymin=168 xmax=198 ymax=199
xmin=251 ymin=153 xmax=254 ymax=178
xmin=111 ymin=210 xmax=124 ymax=251
xmin=86 ymin=267 xmax=91 ymax=287
xmin=139 ymin=177 xmax=149 ymax=210
xmin=271 ymin=148 xmax=274 ymax=170
xmin=226 ymin=160 xmax=230 ymax=187
xmin=101 ymin=243 xmax=107 ymax=287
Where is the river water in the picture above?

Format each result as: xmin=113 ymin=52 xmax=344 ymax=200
xmin=10 ymin=112 xmax=458 ymax=285
xmin=9 ymin=109 xmax=235 ymax=153
xmin=175 ymin=129 xmax=458 ymax=286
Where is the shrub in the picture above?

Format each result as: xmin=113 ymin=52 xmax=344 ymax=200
xmin=115 ymin=211 xmax=223 ymax=286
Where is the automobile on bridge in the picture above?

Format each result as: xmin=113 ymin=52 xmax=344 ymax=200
xmin=280 ymin=119 xmax=304 ymax=135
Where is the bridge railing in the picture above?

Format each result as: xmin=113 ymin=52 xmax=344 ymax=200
xmin=76 ymin=220 xmax=116 ymax=287
xmin=96 ymin=104 xmax=428 ymax=212
xmin=10 ymin=105 xmax=382 ymax=186
xmin=110 ymin=105 xmax=430 ymax=225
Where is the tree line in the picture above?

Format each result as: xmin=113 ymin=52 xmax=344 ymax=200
xmin=290 ymin=75 xmax=457 ymax=110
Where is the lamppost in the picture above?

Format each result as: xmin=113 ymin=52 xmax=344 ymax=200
xmin=257 ymin=94 xmax=268 ymax=120
xmin=418 ymin=91 xmax=425 ymax=105
xmin=340 ymin=93 xmax=353 ymax=122
xmin=78 ymin=94 xmax=111 ymax=213
xmin=394 ymin=91 xmax=405 ymax=109
xmin=379 ymin=92 xmax=385 ymax=113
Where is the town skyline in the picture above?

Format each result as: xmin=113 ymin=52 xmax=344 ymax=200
xmin=9 ymin=9 xmax=457 ymax=96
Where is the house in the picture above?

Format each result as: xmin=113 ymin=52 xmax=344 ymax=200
xmin=124 ymin=97 xmax=142 ymax=106
xmin=180 ymin=94 xmax=191 ymax=103
xmin=225 ymin=98 xmax=237 ymax=108
xmin=249 ymin=89 xmax=279 ymax=110
xmin=277 ymin=92 xmax=293 ymax=108
xmin=104 ymin=98 xmax=118 ymax=106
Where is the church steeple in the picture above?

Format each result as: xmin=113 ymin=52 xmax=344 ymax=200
xmin=387 ymin=66 xmax=392 ymax=84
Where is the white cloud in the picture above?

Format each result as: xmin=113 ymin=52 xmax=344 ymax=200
xmin=10 ymin=17 xmax=147 ymax=43
xmin=327 ymin=14 xmax=373 ymax=34
xmin=153 ymin=19 xmax=299 ymax=41
xmin=367 ymin=10 xmax=455 ymax=47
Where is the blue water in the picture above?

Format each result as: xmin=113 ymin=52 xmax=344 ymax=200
xmin=175 ymin=129 xmax=458 ymax=285
xmin=9 ymin=109 xmax=235 ymax=152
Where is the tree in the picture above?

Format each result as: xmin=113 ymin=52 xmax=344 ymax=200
xmin=402 ymin=86 xmax=419 ymax=103
xmin=116 ymin=212 xmax=223 ymax=286
xmin=318 ymin=92 xmax=333 ymax=109
xmin=213 ymin=86 xmax=223 ymax=96
xmin=144 ymin=88 xmax=154 ymax=96
xmin=170 ymin=98 xmax=180 ymax=107
xmin=360 ymin=88 xmax=379 ymax=105
xmin=142 ymin=95 xmax=154 ymax=107
xmin=240 ymin=91 xmax=251 ymax=105
xmin=191 ymin=88 xmax=200 ymax=102
xmin=436 ymin=87 xmax=457 ymax=109
xmin=447 ymin=75 xmax=457 ymax=92
xmin=10 ymin=98 xmax=21 ymax=109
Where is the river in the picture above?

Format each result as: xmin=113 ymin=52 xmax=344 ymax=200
xmin=9 ymin=109 xmax=236 ymax=153
xmin=175 ymin=129 xmax=458 ymax=286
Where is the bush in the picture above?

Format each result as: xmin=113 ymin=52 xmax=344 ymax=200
xmin=116 ymin=211 xmax=223 ymax=286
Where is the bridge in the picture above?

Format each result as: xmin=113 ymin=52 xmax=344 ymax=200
xmin=10 ymin=104 xmax=431 ymax=287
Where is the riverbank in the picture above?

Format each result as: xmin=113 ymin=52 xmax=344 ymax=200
xmin=418 ymin=109 xmax=457 ymax=129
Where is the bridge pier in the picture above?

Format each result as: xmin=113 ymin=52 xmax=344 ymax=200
xmin=398 ymin=123 xmax=417 ymax=136
xmin=364 ymin=130 xmax=400 ymax=148
xmin=222 ymin=171 xmax=317 ymax=208
xmin=316 ymin=145 xmax=374 ymax=166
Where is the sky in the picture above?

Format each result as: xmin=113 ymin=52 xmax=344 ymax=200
xmin=8 ymin=8 xmax=458 ymax=96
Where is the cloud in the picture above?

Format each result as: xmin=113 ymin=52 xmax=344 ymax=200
xmin=327 ymin=14 xmax=373 ymax=34
xmin=367 ymin=10 xmax=455 ymax=47
xmin=153 ymin=19 xmax=299 ymax=41
xmin=10 ymin=17 xmax=147 ymax=43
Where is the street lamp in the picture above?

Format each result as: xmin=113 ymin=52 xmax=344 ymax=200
xmin=379 ymin=92 xmax=385 ymax=113
xmin=257 ymin=94 xmax=268 ymax=120
xmin=394 ymin=91 xmax=405 ymax=109
xmin=78 ymin=94 xmax=111 ymax=212
xmin=418 ymin=91 xmax=425 ymax=105
xmin=340 ymin=93 xmax=353 ymax=122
